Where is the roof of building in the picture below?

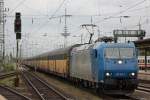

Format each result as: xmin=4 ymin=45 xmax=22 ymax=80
xmin=134 ymin=38 xmax=150 ymax=49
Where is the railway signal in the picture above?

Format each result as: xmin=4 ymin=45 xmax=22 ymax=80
xmin=14 ymin=12 xmax=22 ymax=87
xmin=14 ymin=12 xmax=21 ymax=39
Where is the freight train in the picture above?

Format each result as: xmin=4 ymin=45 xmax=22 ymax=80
xmin=23 ymin=42 xmax=138 ymax=94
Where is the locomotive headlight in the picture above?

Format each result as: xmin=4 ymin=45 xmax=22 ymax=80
xmin=106 ymin=72 xmax=110 ymax=76
xmin=131 ymin=72 xmax=135 ymax=76
xmin=129 ymin=72 xmax=136 ymax=77
xmin=118 ymin=60 xmax=122 ymax=64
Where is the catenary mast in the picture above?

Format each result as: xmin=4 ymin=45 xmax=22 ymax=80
xmin=0 ymin=0 xmax=5 ymax=62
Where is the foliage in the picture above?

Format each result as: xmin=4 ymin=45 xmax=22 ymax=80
xmin=2 ymin=63 xmax=15 ymax=72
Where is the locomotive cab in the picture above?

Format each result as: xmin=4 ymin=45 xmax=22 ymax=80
xmin=94 ymin=42 xmax=138 ymax=94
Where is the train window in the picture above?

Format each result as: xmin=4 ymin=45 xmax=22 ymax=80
xmin=120 ymin=48 xmax=134 ymax=58
xmin=105 ymin=48 xmax=119 ymax=58
xmin=148 ymin=60 xmax=150 ymax=63
xmin=140 ymin=60 xmax=142 ymax=63
xmin=142 ymin=60 xmax=144 ymax=63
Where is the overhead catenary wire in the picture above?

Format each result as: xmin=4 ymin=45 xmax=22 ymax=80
xmin=123 ymin=18 xmax=149 ymax=29
xmin=118 ymin=0 xmax=146 ymax=14
xmin=128 ymin=5 xmax=150 ymax=13
xmin=20 ymin=0 xmax=68 ymax=54
xmin=22 ymin=3 xmax=45 ymax=15
xmin=5 ymin=0 xmax=148 ymax=27
xmin=5 ymin=0 xmax=150 ymax=24
xmin=31 ymin=0 xmax=67 ymax=33
xmin=49 ymin=0 xmax=67 ymax=19
xmin=95 ymin=0 xmax=147 ymax=24
xmin=4 ymin=0 xmax=150 ymax=57
xmin=8 ymin=0 xmax=27 ymax=15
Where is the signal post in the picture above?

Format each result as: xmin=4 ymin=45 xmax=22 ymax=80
xmin=14 ymin=12 xmax=21 ymax=87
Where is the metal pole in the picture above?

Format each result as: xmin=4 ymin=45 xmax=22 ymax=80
xmin=0 ymin=0 xmax=5 ymax=62
xmin=64 ymin=8 xmax=67 ymax=47
xmin=20 ymin=43 xmax=22 ymax=64
xmin=2 ymin=9 xmax=5 ymax=62
xmin=81 ymin=34 xmax=83 ymax=44
xmin=144 ymin=49 xmax=147 ymax=72
xmin=15 ymin=39 xmax=19 ymax=87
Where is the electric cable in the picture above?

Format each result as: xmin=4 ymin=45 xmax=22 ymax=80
xmin=31 ymin=0 xmax=67 ymax=33
xmin=8 ymin=0 xmax=27 ymax=15
xmin=95 ymin=0 xmax=146 ymax=24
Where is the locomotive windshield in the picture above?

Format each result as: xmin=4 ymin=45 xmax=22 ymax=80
xmin=105 ymin=48 xmax=134 ymax=59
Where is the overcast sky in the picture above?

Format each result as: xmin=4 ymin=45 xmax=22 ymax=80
xmin=4 ymin=0 xmax=150 ymax=57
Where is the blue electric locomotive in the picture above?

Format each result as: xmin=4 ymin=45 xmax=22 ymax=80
xmin=95 ymin=42 xmax=138 ymax=94
xmin=70 ymin=42 xmax=138 ymax=94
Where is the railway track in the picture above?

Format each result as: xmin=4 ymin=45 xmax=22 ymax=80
xmin=139 ymin=72 xmax=150 ymax=76
xmin=0 ymin=72 xmax=16 ymax=79
xmin=0 ymin=85 xmax=31 ymax=100
xmin=139 ymin=79 xmax=150 ymax=85
xmin=138 ymin=72 xmax=150 ymax=93
xmin=21 ymin=71 xmax=72 ymax=100
xmin=137 ymin=84 xmax=150 ymax=93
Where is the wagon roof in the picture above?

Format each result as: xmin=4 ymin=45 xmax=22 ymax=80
xmin=26 ymin=44 xmax=82 ymax=59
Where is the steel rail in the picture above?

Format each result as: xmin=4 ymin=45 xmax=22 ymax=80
xmin=137 ymin=84 xmax=150 ymax=93
xmin=21 ymin=71 xmax=46 ymax=100
xmin=22 ymin=71 xmax=72 ymax=100
xmin=29 ymin=72 xmax=71 ymax=100
xmin=0 ymin=85 xmax=31 ymax=100
xmin=0 ymin=72 xmax=16 ymax=79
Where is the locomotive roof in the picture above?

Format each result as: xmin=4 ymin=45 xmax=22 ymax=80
xmin=72 ymin=43 xmax=94 ymax=51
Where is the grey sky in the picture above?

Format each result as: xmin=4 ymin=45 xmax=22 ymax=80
xmin=4 ymin=0 xmax=150 ymax=57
